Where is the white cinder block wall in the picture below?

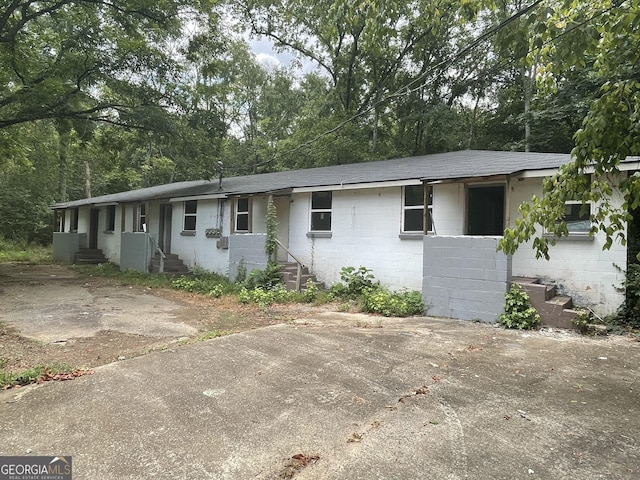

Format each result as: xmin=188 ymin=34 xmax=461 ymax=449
xmin=509 ymin=177 xmax=626 ymax=314
xmin=287 ymin=187 xmax=425 ymax=291
xmin=170 ymin=199 xmax=230 ymax=273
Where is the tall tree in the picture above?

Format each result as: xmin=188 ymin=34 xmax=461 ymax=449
xmin=0 ymin=0 xmax=218 ymax=130
xmin=500 ymin=0 xmax=640 ymax=259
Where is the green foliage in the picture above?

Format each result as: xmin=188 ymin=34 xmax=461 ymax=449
xmin=171 ymin=271 xmax=233 ymax=296
xmin=362 ymin=289 xmax=425 ymax=317
xmin=331 ymin=266 xmax=378 ymax=299
xmin=498 ymin=1 xmax=640 ymax=259
xmin=331 ymin=266 xmax=423 ymax=317
xmin=265 ymin=197 xmax=278 ymax=261
xmin=0 ymin=238 xmax=52 ymax=263
xmin=237 ymin=285 xmax=297 ymax=307
xmin=0 ymin=362 xmax=74 ymax=388
xmin=499 ymin=284 xmax=541 ymax=330
xmin=244 ymin=262 xmax=283 ymax=290
xmin=611 ymin=264 xmax=640 ymax=329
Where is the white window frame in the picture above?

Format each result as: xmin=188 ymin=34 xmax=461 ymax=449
xmin=310 ymin=191 xmax=332 ymax=232
xmin=234 ymin=197 xmax=251 ymax=233
xmin=402 ymin=185 xmax=433 ymax=233
xmin=183 ymin=200 xmax=197 ymax=232
xmin=138 ymin=203 xmax=147 ymax=232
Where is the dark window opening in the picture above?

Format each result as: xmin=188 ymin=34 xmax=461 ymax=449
xmin=235 ymin=198 xmax=250 ymax=232
xmin=106 ymin=205 xmax=116 ymax=231
xmin=71 ymin=208 xmax=79 ymax=232
xmin=467 ymin=185 xmax=505 ymax=235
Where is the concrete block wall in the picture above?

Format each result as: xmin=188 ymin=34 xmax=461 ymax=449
xmin=170 ymin=199 xmax=230 ymax=274
xmin=120 ymin=233 xmax=151 ymax=272
xmin=228 ymin=234 xmax=269 ymax=282
xmin=52 ymin=232 xmax=86 ymax=263
xmin=509 ymin=177 xmax=626 ymax=315
xmin=423 ymin=236 xmax=510 ymax=322
xmin=287 ymin=187 xmax=425 ymax=291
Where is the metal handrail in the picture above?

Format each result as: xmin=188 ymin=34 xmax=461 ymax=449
xmin=147 ymin=233 xmax=166 ymax=273
xmin=274 ymin=238 xmax=304 ymax=291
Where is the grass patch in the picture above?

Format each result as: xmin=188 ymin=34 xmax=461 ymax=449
xmin=0 ymin=238 xmax=52 ymax=263
xmin=180 ymin=330 xmax=231 ymax=345
xmin=0 ymin=361 xmax=75 ymax=388
xmin=73 ymin=263 xmax=175 ymax=289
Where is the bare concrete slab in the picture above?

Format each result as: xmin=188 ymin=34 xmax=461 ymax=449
xmin=0 ymin=264 xmax=197 ymax=342
xmin=1 ymin=316 xmax=639 ymax=479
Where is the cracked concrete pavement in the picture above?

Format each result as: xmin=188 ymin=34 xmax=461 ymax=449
xmin=1 ymin=312 xmax=639 ymax=479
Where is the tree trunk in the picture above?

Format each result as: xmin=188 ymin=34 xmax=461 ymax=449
xmin=523 ymin=62 xmax=537 ymax=153
xmin=84 ymin=160 xmax=92 ymax=198
xmin=57 ymin=122 xmax=70 ymax=201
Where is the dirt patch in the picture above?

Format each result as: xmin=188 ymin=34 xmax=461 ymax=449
xmin=0 ymin=263 xmax=336 ymax=372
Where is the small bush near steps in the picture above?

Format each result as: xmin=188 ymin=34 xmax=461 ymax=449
xmin=499 ymin=284 xmax=541 ymax=330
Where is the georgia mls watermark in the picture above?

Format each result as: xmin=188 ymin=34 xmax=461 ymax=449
xmin=0 ymin=456 xmax=72 ymax=480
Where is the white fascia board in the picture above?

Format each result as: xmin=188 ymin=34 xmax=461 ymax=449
xmin=169 ymin=194 xmax=227 ymax=202
xmin=517 ymin=160 xmax=640 ymax=179
xmin=92 ymin=201 xmax=119 ymax=207
xmin=292 ymin=179 xmax=422 ymax=193
xmin=514 ymin=168 xmax=559 ymax=179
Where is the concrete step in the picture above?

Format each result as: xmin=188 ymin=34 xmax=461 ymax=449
xmin=74 ymin=249 xmax=107 ymax=264
xmin=278 ymin=262 xmax=322 ymax=291
xmin=511 ymin=277 xmax=578 ymax=330
xmin=150 ymin=253 xmax=189 ymax=274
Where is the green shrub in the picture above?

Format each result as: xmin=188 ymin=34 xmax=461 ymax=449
xmin=237 ymin=284 xmax=297 ymax=307
xmin=499 ymin=284 xmax=541 ymax=329
xmin=171 ymin=270 xmax=232 ymax=295
xmin=0 ymin=237 xmax=52 ymax=263
xmin=612 ymin=263 xmax=640 ymax=329
xmin=362 ymin=288 xmax=425 ymax=317
xmin=331 ymin=266 xmax=378 ymax=299
xmin=245 ymin=262 xmax=283 ymax=290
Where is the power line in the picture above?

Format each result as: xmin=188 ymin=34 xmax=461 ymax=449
xmin=252 ymin=0 xmax=627 ymax=171
xmin=252 ymin=0 xmax=544 ymax=169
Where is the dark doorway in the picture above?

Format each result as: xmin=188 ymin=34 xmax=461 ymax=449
xmin=89 ymin=208 xmax=100 ymax=249
xmin=467 ymin=185 xmax=505 ymax=235
xmin=159 ymin=204 xmax=172 ymax=254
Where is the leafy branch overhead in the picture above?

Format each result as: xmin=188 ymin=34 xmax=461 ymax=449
xmin=499 ymin=0 xmax=640 ymax=258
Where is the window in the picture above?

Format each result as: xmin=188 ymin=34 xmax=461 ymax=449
xmin=183 ymin=200 xmax=197 ymax=231
xmin=466 ymin=185 xmax=505 ymax=235
xmin=71 ymin=208 xmax=79 ymax=232
xmin=235 ymin=198 xmax=251 ymax=232
xmin=403 ymin=185 xmax=433 ymax=233
xmin=563 ymin=202 xmax=591 ymax=233
xmin=311 ymin=191 xmax=332 ymax=231
xmin=559 ymin=175 xmax=592 ymax=234
xmin=55 ymin=211 xmax=65 ymax=232
xmin=106 ymin=205 xmax=116 ymax=232
xmin=138 ymin=203 xmax=147 ymax=232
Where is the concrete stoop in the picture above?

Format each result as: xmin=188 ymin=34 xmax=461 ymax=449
xmin=511 ymin=277 xmax=578 ymax=330
xmin=150 ymin=253 xmax=189 ymax=274
xmin=74 ymin=248 xmax=107 ymax=265
xmin=279 ymin=262 xmax=324 ymax=291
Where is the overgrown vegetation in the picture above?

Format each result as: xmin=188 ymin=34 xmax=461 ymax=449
xmin=611 ymin=263 xmax=640 ymax=330
xmin=499 ymin=284 xmax=541 ymax=330
xmin=330 ymin=266 xmax=425 ymax=317
xmin=0 ymin=237 xmax=52 ymax=263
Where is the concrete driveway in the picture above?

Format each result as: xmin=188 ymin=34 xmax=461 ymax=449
xmin=1 ymin=313 xmax=639 ymax=479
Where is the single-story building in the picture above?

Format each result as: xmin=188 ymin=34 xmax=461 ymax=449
xmin=51 ymin=150 xmax=639 ymax=324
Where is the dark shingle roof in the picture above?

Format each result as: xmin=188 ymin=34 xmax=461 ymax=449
xmin=52 ymin=150 xmax=576 ymax=209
